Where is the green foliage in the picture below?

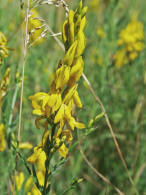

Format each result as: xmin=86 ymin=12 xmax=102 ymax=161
xmin=0 ymin=0 xmax=146 ymax=194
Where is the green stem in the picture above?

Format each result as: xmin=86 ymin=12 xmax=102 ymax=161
xmin=42 ymin=124 xmax=56 ymax=195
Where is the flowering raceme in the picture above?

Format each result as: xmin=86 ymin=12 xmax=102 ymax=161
xmin=114 ymin=14 xmax=144 ymax=68
xmin=0 ymin=32 xmax=9 ymax=64
xmin=28 ymin=2 xmax=87 ymax=169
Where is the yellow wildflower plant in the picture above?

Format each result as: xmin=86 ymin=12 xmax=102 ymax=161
xmin=27 ymin=2 xmax=87 ymax=193
xmin=27 ymin=8 xmax=44 ymax=45
xmin=29 ymin=1 xmax=87 ymax=159
xmin=114 ymin=14 xmax=144 ymax=68
xmin=0 ymin=124 xmax=6 ymax=152
xmin=0 ymin=32 xmax=9 ymax=64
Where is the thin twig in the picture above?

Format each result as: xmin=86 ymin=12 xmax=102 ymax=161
xmin=82 ymin=74 xmax=138 ymax=195
xmin=13 ymin=1 xmax=29 ymax=194
xmin=78 ymin=132 xmax=124 ymax=195
xmin=18 ymin=0 xmax=29 ymax=148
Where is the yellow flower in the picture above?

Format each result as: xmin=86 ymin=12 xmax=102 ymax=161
xmin=73 ymin=90 xmax=82 ymax=108
xmin=19 ymin=142 xmax=33 ymax=149
xmin=29 ymin=92 xmax=62 ymax=118
xmin=27 ymin=145 xmax=46 ymax=172
xmin=16 ymin=172 xmax=25 ymax=191
xmin=27 ymin=9 xmax=44 ymax=45
xmin=58 ymin=143 xmax=68 ymax=158
xmin=55 ymin=138 xmax=68 ymax=158
xmin=53 ymin=65 xmax=70 ymax=91
xmin=29 ymin=92 xmax=49 ymax=116
xmin=114 ymin=13 xmax=144 ymax=67
xmin=0 ymin=124 xmax=6 ymax=152
xmin=11 ymin=172 xmax=24 ymax=192
xmin=54 ymin=103 xmax=85 ymax=131
xmin=0 ymin=32 xmax=9 ymax=63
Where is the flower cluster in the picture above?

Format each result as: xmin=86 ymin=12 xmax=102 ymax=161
xmin=27 ymin=8 xmax=44 ymax=45
xmin=28 ymin=1 xmax=87 ymax=162
xmin=0 ymin=32 xmax=9 ymax=64
xmin=114 ymin=14 xmax=144 ymax=68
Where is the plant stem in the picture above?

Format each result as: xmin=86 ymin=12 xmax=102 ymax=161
xmin=42 ymin=124 xmax=56 ymax=195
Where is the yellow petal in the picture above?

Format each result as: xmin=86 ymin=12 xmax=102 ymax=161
xmin=80 ymin=16 xmax=86 ymax=32
xmin=68 ymin=56 xmax=84 ymax=87
xmin=54 ymin=104 xmax=65 ymax=124
xmin=55 ymin=65 xmax=70 ymax=90
xmin=75 ymin=30 xmax=86 ymax=57
xmin=16 ymin=172 xmax=24 ymax=191
xmin=33 ymin=109 xmax=44 ymax=116
xmin=27 ymin=152 xmax=38 ymax=164
xmin=42 ymin=129 xmax=50 ymax=149
xmin=48 ymin=93 xmax=62 ymax=114
xmin=52 ymin=93 xmax=62 ymax=113
xmin=29 ymin=92 xmax=49 ymax=110
xmin=81 ymin=6 xmax=88 ymax=17
xmin=63 ymin=84 xmax=77 ymax=104
xmin=75 ymin=121 xmax=85 ymax=129
xmin=19 ymin=142 xmax=33 ymax=149
xmin=62 ymin=20 xmax=68 ymax=44
xmin=73 ymin=90 xmax=82 ymax=108
xmin=68 ymin=117 xmax=75 ymax=130
xmin=63 ymin=41 xmax=78 ymax=66
xmin=64 ymin=105 xmax=72 ymax=121
xmin=47 ymin=94 xmax=57 ymax=107
xmin=68 ymin=10 xmax=75 ymax=44
xmin=27 ymin=146 xmax=46 ymax=172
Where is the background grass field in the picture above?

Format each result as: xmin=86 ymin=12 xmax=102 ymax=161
xmin=0 ymin=0 xmax=146 ymax=194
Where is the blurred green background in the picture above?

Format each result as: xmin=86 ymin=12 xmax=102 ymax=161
xmin=0 ymin=0 xmax=146 ymax=194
